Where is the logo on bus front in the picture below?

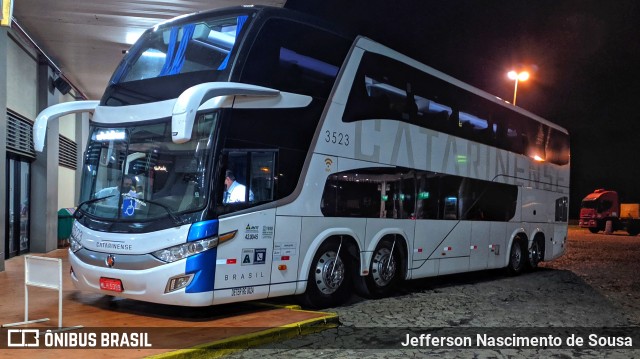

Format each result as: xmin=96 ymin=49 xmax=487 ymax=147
xmin=106 ymin=254 xmax=116 ymax=268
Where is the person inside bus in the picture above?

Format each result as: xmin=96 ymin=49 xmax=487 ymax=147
xmin=95 ymin=174 xmax=138 ymax=206
xmin=223 ymin=170 xmax=254 ymax=203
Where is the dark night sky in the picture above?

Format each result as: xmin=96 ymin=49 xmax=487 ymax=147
xmin=286 ymin=0 xmax=640 ymax=218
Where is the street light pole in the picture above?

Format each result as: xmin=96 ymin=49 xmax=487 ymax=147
xmin=507 ymin=70 xmax=529 ymax=106
xmin=512 ymin=76 xmax=520 ymax=105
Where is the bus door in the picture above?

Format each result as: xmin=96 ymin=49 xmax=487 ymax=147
xmin=551 ymin=195 xmax=569 ymax=259
xmin=213 ymin=150 xmax=277 ymax=304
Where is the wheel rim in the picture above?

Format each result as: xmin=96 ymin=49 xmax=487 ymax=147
xmin=529 ymin=240 xmax=540 ymax=266
xmin=371 ymin=247 xmax=397 ymax=287
xmin=511 ymin=242 xmax=522 ymax=268
xmin=314 ymin=250 xmax=345 ymax=294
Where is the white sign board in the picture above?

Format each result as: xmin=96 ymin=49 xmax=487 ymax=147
xmin=25 ymin=256 xmax=62 ymax=290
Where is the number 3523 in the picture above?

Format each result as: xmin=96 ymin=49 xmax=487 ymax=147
xmin=325 ymin=130 xmax=349 ymax=146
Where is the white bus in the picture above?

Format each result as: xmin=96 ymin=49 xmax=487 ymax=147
xmin=34 ymin=6 xmax=570 ymax=308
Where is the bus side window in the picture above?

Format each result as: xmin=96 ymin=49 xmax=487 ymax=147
xmin=223 ymin=152 xmax=252 ymax=205
xmin=416 ymin=172 xmax=441 ymax=220
xmin=223 ymin=150 xmax=276 ymax=206
xmin=443 ymin=196 xmax=458 ymax=220
xmin=249 ymin=151 xmax=276 ymax=203
xmin=389 ymin=175 xmax=415 ymax=219
xmin=555 ymin=197 xmax=569 ymax=222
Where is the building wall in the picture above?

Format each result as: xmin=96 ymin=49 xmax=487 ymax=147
xmin=58 ymin=167 xmax=76 ymax=209
xmin=2 ymin=26 xmax=86 ymax=268
xmin=6 ymin=36 xmax=37 ymax=118
xmin=0 ymin=28 xmax=7 ymax=270
xmin=59 ymin=93 xmax=76 ymax=139
xmin=58 ymin=92 xmax=77 ymax=210
xmin=59 ymin=114 xmax=76 ymax=138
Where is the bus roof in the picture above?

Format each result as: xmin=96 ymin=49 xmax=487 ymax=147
xmin=153 ymin=5 xmax=351 ymax=39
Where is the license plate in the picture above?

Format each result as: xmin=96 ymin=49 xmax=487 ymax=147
xmin=99 ymin=277 xmax=123 ymax=292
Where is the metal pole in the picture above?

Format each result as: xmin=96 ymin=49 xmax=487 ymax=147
xmin=24 ymin=257 xmax=28 ymax=322
xmin=58 ymin=260 xmax=62 ymax=328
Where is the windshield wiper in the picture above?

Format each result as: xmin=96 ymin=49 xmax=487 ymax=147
xmin=74 ymin=195 xmax=116 ymax=219
xmin=128 ymin=196 xmax=183 ymax=225
xmin=75 ymin=194 xmax=183 ymax=225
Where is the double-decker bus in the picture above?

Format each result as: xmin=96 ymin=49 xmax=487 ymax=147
xmin=34 ymin=5 xmax=570 ymax=308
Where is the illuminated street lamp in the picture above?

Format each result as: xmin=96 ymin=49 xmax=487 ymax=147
xmin=507 ymin=70 xmax=529 ymax=106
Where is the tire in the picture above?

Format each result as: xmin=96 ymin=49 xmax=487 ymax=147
xmin=506 ymin=237 xmax=526 ymax=275
xmin=588 ymin=227 xmax=600 ymax=234
xmin=301 ymin=240 xmax=352 ymax=309
xmin=527 ymin=238 xmax=543 ymax=270
xmin=355 ymin=239 xmax=402 ymax=298
xmin=627 ymin=223 xmax=640 ymax=236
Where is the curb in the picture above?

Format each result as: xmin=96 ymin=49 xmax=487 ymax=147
xmin=148 ymin=310 xmax=339 ymax=359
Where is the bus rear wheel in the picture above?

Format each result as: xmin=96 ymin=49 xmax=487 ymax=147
xmin=527 ymin=238 xmax=544 ymax=270
xmin=506 ymin=237 xmax=526 ymax=275
xmin=301 ymin=240 xmax=352 ymax=308
xmin=356 ymin=239 xmax=402 ymax=298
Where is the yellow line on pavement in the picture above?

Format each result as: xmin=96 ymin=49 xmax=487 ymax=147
xmin=148 ymin=311 xmax=339 ymax=359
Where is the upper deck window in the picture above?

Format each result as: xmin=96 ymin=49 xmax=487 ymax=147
xmin=111 ymin=14 xmax=249 ymax=84
xmin=238 ymin=18 xmax=351 ymax=99
xmin=343 ymin=52 xmax=570 ymax=166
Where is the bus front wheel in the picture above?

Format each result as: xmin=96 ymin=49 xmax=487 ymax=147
xmin=301 ymin=240 xmax=352 ymax=308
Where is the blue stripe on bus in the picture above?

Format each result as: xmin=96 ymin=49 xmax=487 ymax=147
xmin=187 ymin=219 xmax=218 ymax=241
xmin=185 ymin=248 xmax=217 ymax=293
xmin=185 ymin=220 xmax=219 ymax=293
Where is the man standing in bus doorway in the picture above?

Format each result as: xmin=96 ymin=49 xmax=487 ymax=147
xmin=223 ymin=170 xmax=253 ymax=203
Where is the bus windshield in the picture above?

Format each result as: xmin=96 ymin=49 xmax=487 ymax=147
xmin=78 ymin=112 xmax=218 ymax=221
xmin=110 ymin=12 xmax=250 ymax=85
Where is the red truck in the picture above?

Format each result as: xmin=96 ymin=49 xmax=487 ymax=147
xmin=579 ymin=189 xmax=640 ymax=235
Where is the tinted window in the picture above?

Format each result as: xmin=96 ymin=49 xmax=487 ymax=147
xmin=321 ymin=168 xmax=414 ymax=219
xmin=222 ymin=105 xmax=322 ymax=203
xmin=458 ymin=178 xmax=518 ymax=221
xmin=343 ymin=52 xmax=570 ymax=166
xmin=102 ymin=12 xmax=251 ymax=105
xmin=220 ymin=150 xmax=276 ymax=206
xmin=322 ymin=167 xmax=517 ymax=222
xmin=556 ymin=197 xmax=569 ymax=222
xmin=239 ymin=18 xmax=351 ymax=99
xmin=116 ymin=15 xmax=248 ymax=84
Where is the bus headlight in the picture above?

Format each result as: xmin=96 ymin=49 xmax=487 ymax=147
xmin=152 ymin=237 xmax=218 ymax=263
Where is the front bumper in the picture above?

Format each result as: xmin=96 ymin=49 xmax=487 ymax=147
xmin=68 ymin=249 xmax=214 ymax=306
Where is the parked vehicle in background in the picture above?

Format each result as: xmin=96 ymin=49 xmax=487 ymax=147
xmin=579 ymin=189 xmax=640 ymax=235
